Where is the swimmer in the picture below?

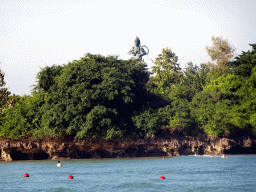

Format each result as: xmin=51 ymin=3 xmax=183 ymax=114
xmin=57 ymin=161 xmax=62 ymax=167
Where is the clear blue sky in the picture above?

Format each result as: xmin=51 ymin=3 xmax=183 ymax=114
xmin=1 ymin=0 xmax=255 ymax=96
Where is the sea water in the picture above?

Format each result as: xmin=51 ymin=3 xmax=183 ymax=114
xmin=0 ymin=155 xmax=256 ymax=192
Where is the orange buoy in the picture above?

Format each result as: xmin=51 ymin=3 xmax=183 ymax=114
xmin=159 ymin=176 xmax=165 ymax=179
xmin=24 ymin=173 xmax=29 ymax=177
xmin=68 ymin=175 xmax=73 ymax=179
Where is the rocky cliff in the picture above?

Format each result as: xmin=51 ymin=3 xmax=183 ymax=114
xmin=1 ymin=132 xmax=256 ymax=161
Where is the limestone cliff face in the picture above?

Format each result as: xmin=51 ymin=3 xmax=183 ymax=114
xmin=1 ymin=133 xmax=256 ymax=161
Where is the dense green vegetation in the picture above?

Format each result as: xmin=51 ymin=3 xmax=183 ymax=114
xmin=0 ymin=38 xmax=255 ymax=140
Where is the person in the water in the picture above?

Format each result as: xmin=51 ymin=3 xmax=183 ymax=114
xmin=57 ymin=161 xmax=62 ymax=167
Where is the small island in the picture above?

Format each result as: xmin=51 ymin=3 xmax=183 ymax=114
xmin=1 ymin=38 xmax=256 ymax=161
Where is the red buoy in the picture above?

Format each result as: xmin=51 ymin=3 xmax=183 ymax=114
xmin=159 ymin=176 xmax=165 ymax=179
xmin=24 ymin=173 xmax=29 ymax=177
xmin=68 ymin=175 xmax=73 ymax=179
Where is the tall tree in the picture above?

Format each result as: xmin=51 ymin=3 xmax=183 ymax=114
xmin=150 ymin=47 xmax=183 ymax=94
xmin=229 ymin=44 xmax=256 ymax=77
xmin=206 ymin=36 xmax=236 ymax=79
xmin=182 ymin=62 xmax=210 ymax=95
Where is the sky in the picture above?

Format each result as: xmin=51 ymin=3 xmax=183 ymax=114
xmin=1 ymin=0 xmax=256 ymax=96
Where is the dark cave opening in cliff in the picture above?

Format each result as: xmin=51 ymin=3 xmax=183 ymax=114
xmin=224 ymin=145 xmax=256 ymax=154
xmin=10 ymin=149 xmax=29 ymax=160
xmin=10 ymin=148 xmax=50 ymax=160
xmin=198 ymin=146 xmax=205 ymax=155
xmin=33 ymin=152 xmax=49 ymax=160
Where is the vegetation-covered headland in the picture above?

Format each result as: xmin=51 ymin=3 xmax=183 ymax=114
xmin=1 ymin=37 xmax=256 ymax=161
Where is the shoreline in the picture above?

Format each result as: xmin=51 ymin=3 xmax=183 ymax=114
xmin=2 ymin=154 xmax=256 ymax=163
xmin=1 ymin=133 xmax=256 ymax=162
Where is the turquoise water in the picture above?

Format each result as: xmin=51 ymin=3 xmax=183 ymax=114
xmin=1 ymin=155 xmax=256 ymax=191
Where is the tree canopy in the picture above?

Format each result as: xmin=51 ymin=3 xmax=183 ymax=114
xmin=0 ymin=54 xmax=151 ymax=139
xmin=0 ymin=38 xmax=255 ymax=140
xmin=206 ymin=36 xmax=236 ymax=79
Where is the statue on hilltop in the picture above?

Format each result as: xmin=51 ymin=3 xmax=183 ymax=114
xmin=128 ymin=36 xmax=149 ymax=61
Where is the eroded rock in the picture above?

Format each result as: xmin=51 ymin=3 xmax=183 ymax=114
xmin=1 ymin=133 xmax=256 ymax=161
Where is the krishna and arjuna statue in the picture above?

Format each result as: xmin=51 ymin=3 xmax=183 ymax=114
xmin=128 ymin=36 xmax=149 ymax=61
